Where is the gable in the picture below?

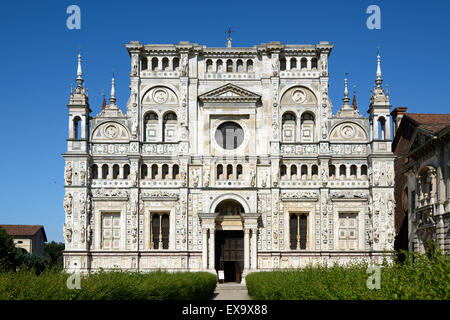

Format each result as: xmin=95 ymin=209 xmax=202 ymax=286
xmin=198 ymin=83 xmax=261 ymax=103
xmin=91 ymin=121 xmax=130 ymax=142
xmin=407 ymin=127 xmax=434 ymax=155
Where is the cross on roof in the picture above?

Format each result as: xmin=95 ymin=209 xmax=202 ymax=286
xmin=226 ymin=28 xmax=234 ymax=47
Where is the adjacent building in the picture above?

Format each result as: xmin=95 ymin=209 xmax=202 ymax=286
xmin=391 ymin=109 xmax=450 ymax=255
xmin=62 ymin=40 xmax=396 ymax=281
xmin=0 ymin=225 xmax=47 ymax=256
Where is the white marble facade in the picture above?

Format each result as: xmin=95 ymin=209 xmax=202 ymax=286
xmin=63 ymin=41 xmax=395 ymax=277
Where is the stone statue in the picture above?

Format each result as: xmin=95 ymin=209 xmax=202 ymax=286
xmin=250 ymin=169 xmax=256 ymax=187
xmin=322 ymin=121 xmax=328 ymax=139
xmin=272 ymin=57 xmax=279 ymax=76
xmin=64 ymin=162 xmax=73 ymax=186
xmin=181 ymin=56 xmax=189 ymax=76
xmin=321 ymin=55 xmax=328 ymax=75
xmin=79 ymin=197 xmax=85 ymax=215
xmin=64 ymin=193 xmax=72 ymax=216
xmin=130 ymin=168 xmax=137 ymax=186
xmin=180 ymin=169 xmax=187 ymax=187
xmin=139 ymin=199 xmax=144 ymax=215
xmin=80 ymin=226 xmax=86 ymax=243
xmin=204 ymin=167 xmax=210 ymax=187
xmin=80 ymin=169 xmax=86 ymax=186
xmin=193 ymin=170 xmax=199 ymax=187
xmin=63 ymin=223 xmax=72 ymax=244
xmin=262 ymin=174 xmax=267 ymax=188
xmin=131 ymin=118 xmax=138 ymax=139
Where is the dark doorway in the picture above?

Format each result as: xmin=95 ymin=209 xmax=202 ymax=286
xmin=215 ymin=230 xmax=244 ymax=283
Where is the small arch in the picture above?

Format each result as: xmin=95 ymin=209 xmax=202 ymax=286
xmin=206 ymin=59 xmax=213 ymax=72
xmin=162 ymin=57 xmax=169 ymax=71
xmin=291 ymin=164 xmax=297 ymax=180
xmin=91 ymin=164 xmax=98 ymax=179
xmin=280 ymin=164 xmax=287 ymax=180
xmin=112 ymin=164 xmax=120 ymax=179
xmin=227 ymin=164 xmax=233 ymax=180
xmin=151 ymin=57 xmax=158 ymax=71
xmin=144 ymin=111 xmax=159 ymax=142
xmin=214 ymin=199 xmax=245 ymax=216
xmin=210 ymin=194 xmax=250 ymax=214
xmin=350 ymin=165 xmax=357 ymax=180
xmin=361 ymin=165 xmax=368 ymax=179
xmin=226 ymin=59 xmax=233 ymax=72
xmin=141 ymin=57 xmax=148 ymax=70
xmin=151 ymin=164 xmax=158 ymax=179
xmin=173 ymin=57 xmax=180 ymax=71
xmin=237 ymin=164 xmax=243 ymax=180
xmin=73 ymin=116 xmax=81 ymax=140
xmin=312 ymin=165 xmax=318 ymax=180
xmin=162 ymin=164 xmax=169 ymax=180
xmin=282 ymin=112 xmax=297 ymax=143
xmin=339 ymin=165 xmax=346 ymax=180
xmin=290 ymin=58 xmax=297 ymax=70
xmin=301 ymin=165 xmax=308 ymax=180
xmin=163 ymin=111 xmax=178 ymax=142
xmin=172 ymin=164 xmax=179 ymax=179
xmin=301 ymin=58 xmax=307 ymax=69
xmin=280 ymin=58 xmax=286 ymax=71
xmin=123 ymin=164 xmax=130 ymax=179
xmin=378 ymin=116 xmax=386 ymax=140
xmin=311 ymin=58 xmax=318 ymax=69
xmin=329 ymin=165 xmax=336 ymax=180
xmin=141 ymin=164 xmax=148 ymax=180
xmin=217 ymin=59 xmax=223 ymax=72
xmin=246 ymin=59 xmax=253 ymax=72
xmin=101 ymin=164 xmax=108 ymax=179
xmin=217 ymin=164 xmax=223 ymax=180
xmin=236 ymin=59 xmax=243 ymax=72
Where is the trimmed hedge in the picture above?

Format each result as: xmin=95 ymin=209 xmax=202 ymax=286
xmin=246 ymin=250 xmax=450 ymax=300
xmin=0 ymin=270 xmax=217 ymax=300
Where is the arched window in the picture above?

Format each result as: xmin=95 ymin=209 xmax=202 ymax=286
xmin=236 ymin=59 xmax=243 ymax=72
xmin=226 ymin=59 xmax=233 ymax=72
xmin=280 ymin=165 xmax=287 ymax=180
xmin=301 ymin=112 xmax=315 ymax=142
xmin=73 ymin=116 xmax=81 ymax=140
xmin=91 ymin=164 xmax=98 ymax=179
xmin=378 ymin=117 xmax=386 ymax=140
xmin=102 ymin=164 xmax=108 ymax=179
xmin=141 ymin=57 xmax=148 ymax=70
xmin=141 ymin=164 xmax=148 ymax=180
xmin=215 ymin=199 xmax=244 ymax=215
xmin=162 ymin=164 xmax=169 ymax=180
xmin=144 ymin=112 xmax=158 ymax=142
xmin=217 ymin=164 xmax=223 ymax=180
xmin=151 ymin=57 xmax=158 ymax=71
xmin=329 ymin=165 xmax=336 ymax=180
xmin=162 ymin=57 xmax=169 ymax=71
xmin=350 ymin=165 xmax=357 ymax=180
xmin=112 ymin=164 xmax=120 ymax=179
xmin=123 ymin=164 xmax=130 ymax=179
xmin=206 ymin=59 xmax=213 ymax=72
xmin=217 ymin=59 xmax=223 ymax=72
xmin=172 ymin=164 xmax=179 ymax=179
xmin=247 ymin=59 xmax=253 ymax=72
xmin=340 ymin=165 xmax=346 ymax=180
xmin=150 ymin=213 xmax=169 ymax=250
xmin=151 ymin=164 xmax=158 ymax=180
xmin=163 ymin=112 xmax=178 ymax=142
xmin=301 ymin=58 xmax=307 ymax=69
xmin=312 ymin=165 xmax=318 ymax=180
xmin=290 ymin=58 xmax=297 ymax=70
xmin=301 ymin=165 xmax=308 ymax=180
xmin=311 ymin=58 xmax=318 ymax=69
xmin=361 ymin=165 xmax=368 ymax=179
xmin=227 ymin=164 xmax=233 ymax=180
xmin=173 ymin=57 xmax=180 ymax=71
xmin=237 ymin=164 xmax=243 ymax=180
xmin=280 ymin=58 xmax=286 ymax=71
xmin=282 ymin=112 xmax=297 ymax=143
xmin=291 ymin=165 xmax=297 ymax=180
xmin=290 ymin=213 xmax=307 ymax=250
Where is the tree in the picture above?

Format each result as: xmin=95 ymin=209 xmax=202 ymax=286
xmin=44 ymin=241 xmax=65 ymax=270
xmin=0 ymin=226 xmax=17 ymax=271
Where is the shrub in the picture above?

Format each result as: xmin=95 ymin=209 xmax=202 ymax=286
xmin=246 ymin=250 xmax=449 ymax=300
xmin=0 ymin=270 xmax=217 ymax=300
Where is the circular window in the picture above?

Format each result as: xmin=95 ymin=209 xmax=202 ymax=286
xmin=215 ymin=122 xmax=244 ymax=150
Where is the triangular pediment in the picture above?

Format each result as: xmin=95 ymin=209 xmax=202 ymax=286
xmin=198 ymin=83 xmax=261 ymax=103
xmin=407 ymin=127 xmax=434 ymax=155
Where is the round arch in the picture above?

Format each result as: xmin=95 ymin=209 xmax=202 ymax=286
xmin=209 ymin=194 xmax=250 ymax=215
xmin=279 ymin=85 xmax=318 ymax=104
xmin=140 ymin=84 xmax=179 ymax=104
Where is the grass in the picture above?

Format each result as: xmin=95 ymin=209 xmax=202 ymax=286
xmin=246 ymin=250 xmax=450 ymax=300
xmin=0 ymin=270 xmax=217 ymax=300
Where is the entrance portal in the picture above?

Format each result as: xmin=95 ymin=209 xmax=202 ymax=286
xmin=215 ymin=230 xmax=244 ymax=283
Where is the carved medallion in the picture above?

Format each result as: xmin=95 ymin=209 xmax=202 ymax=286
xmin=291 ymin=89 xmax=306 ymax=104
xmin=153 ymin=89 xmax=168 ymax=104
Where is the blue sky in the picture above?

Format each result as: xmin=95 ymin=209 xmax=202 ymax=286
xmin=0 ymin=0 xmax=448 ymax=242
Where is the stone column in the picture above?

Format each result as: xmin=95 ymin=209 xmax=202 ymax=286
xmin=251 ymin=228 xmax=258 ymax=270
xmin=119 ymin=165 xmax=124 ymax=179
xmin=202 ymin=228 xmax=208 ymax=270
xmin=108 ymin=165 xmax=113 ymax=180
xmin=244 ymin=228 xmax=250 ymax=271
xmin=209 ymin=228 xmax=215 ymax=271
xmin=168 ymin=165 xmax=173 ymax=180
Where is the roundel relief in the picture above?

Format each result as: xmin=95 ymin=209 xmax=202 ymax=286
xmin=291 ymin=89 xmax=306 ymax=104
xmin=153 ymin=89 xmax=168 ymax=104
xmin=142 ymin=86 xmax=179 ymax=105
xmin=330 ymin=122 xmax=367 ymax=142
xmin=341 ymin=125 xmax=355 ymax=139
xmin=92 ymin=121 xmax=130 ymax=141
xmin=280 ymin=86 xmax=317 ymax=105
xmin=104 ymin=124 xmax=119 ymax=138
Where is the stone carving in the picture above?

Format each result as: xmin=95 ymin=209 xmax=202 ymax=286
xmin=321 ymin=88 xmax=328 ymax=107
xmin=131 ymin=119 xmax=138 ymax=139
xmin=326 ymin=199 xmax=333 ymax=215
xmin=322 ymin=121 xmax=328 ymax=139
xmin=181 ymin=56 xmax=189 ymax=76
xmin=272 ymin=171 xmax=278 ymax=187
xmin=64 ymin=162 xmax=73 ymax=185
xmin=63 ymin=223 xmax=72 ymax=244
xmin=262 ymin=173 xmax=268 ymax=188
xmin=80 ymin=226 xmax=86 ymax=243
xmin=204 ymin=167 xmax=210 ymax=187
xmin=331 ymin=191 xmax=368 ymax=199
xmin=92 ymin=188 xmax=128 ymax=198
xmin=139 ymin=199 xmax=144 ymax=215
xmin=87 ymin=225 xmax=92 ymax=244
xmin=321 ymin=55 xmax=328 ymax=75
xmin=64 ymin=193 xmax=72 ymax=216
xmin=180 ymin=169 xmax=187 ymax=187
xmin=80 ymin=168 xmax=86 ymax=187
xmin=130 ymin=168 xmax=137 ymax=187
xmin=373 ymin=163 xmax=380 ymax=186
xmin=250 ymin=169 xmax=256 ymax=187
xmin=131 ymin=55 xmax=138 ymax=76
xmin=272 ymin=57 xmax=279 ymax=76
xmin=142 ymin=143 xmax=179 ymax=155
xmin=141 ymin=190 xmax=179 ymax=199
xmin=387 ymin=198 xmax=394 ymax=216
xmin=92 ymin=144 xmax=130 ymax=155
xmin=79 ymin=196 xmax=85 ymax=216
xmin=281 ymin=191 xmax=319 ymax=200
xmin=386 ymin=165 xmax=394 ymax=186
xmin=193 ymin=170 xmax=199 ymax=187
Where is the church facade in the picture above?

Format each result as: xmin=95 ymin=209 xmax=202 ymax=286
xmin=62 ymin=40 xmax=395 ymax=280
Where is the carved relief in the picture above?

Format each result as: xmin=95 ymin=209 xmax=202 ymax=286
xmin=64 ymin=162 xmax=73 ymax=186
xmin=64 ymin=193 xmax=72 ymax=216
xmin=63 ymin=222 xmax=72 ymax=244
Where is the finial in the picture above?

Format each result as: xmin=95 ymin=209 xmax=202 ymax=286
xmin=375 ymin=49 xmax=383 ymax=87
xmin=75 ymin=51 xmax=84 ymax=92
xmin=101 ymin=89 xmax=107 ymax=110
xmin=352 ymin=85 xmax=357 ymax=110
xmin=110 ymin=73 xmax=116 ymax=105
xmin=386 ymin=84 xmax=389 ymax=98
xmin=342 ymin=73 xmax=350 ymax=105
xmin=70 ymin=83 xmax=73 ymax=95
xmin=226 ymin=28 xmax=234 ymax=48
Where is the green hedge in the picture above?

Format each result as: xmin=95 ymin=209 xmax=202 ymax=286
xmin=246 ymin=250 xmax=450 ymax=300
xmin=0 ymin=270 xmax=217 ymax=300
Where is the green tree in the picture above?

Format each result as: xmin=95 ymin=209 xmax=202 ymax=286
xmin=44 ymin=241 xmax=65 ymax=270
xmin=0 ymin=226 xmax=17 ymax=271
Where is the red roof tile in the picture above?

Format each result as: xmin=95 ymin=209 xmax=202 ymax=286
xmin=0 ymin=225 xmax=47 ymax=241
xmin=406 ymin=113 xmax=450 ymax=133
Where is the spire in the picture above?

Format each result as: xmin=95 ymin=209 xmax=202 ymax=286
xmin=75 ymin=52 xmax=84 ymax=92
xmin=101 ymin=89 xmax=106 ymax=110
xmin=109 ymin=74 xmax=116 ymax=105
xmin=352 ymin=86 xmax=357 ymax=110
xmin=342 ymin=76 xmax=350 ymax=105
xmin=375 ymin=51 xmax=383 ymax=88
xmin=226 ymin=28 xmax=233 ymax=48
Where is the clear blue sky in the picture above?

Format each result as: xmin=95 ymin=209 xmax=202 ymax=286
xmin=0 ymin=0 xmax=448 ymax=242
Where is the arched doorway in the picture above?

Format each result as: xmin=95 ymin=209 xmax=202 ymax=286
xmin=214 ymin=199 xmax=244 ymax=283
